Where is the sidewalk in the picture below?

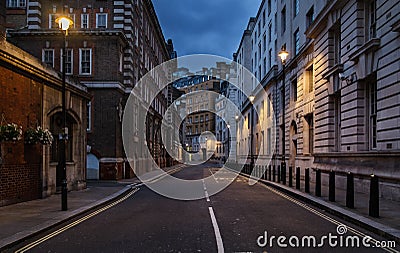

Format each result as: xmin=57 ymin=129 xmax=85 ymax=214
xmin=241 ymin=171 xmax=400 ymax=242
xmin=0 ymin=164 xmax=184 ymax=251
xmin=0 ymin=181 xmax=133 ymax=251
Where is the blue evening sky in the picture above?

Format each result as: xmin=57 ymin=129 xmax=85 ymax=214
xmin=152 ymin=0 xmax=260 ymax=60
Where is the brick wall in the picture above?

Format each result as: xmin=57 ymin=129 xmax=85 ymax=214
xmin=0 ymin=163 xmax=41 ymax=206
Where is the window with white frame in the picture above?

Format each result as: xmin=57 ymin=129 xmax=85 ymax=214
xmin=42 ymin=49 xmax=54 ymax=67
xmin=61 ymin=48 xmax=73 ymax=75
xmin=81 ymin=14 xmax=89 ymax=29
xmin=79 ymin=48 xmax=92 ymax=75
xmin=49 ymin=14 xmax=58 ymax=29
xmin=7 ymin=0 xmax=26 ymax=8
xmin=96 ymin=13 xmax=107 ymax=28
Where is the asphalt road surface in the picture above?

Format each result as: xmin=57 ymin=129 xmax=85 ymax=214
xmin=10 ymin=162 xmax=399 ymax=253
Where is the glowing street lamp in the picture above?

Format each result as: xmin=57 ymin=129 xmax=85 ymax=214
xmin=249 ymin=95 xmax=255 ymax=103
xmin=278 ymin=47 xmax=289 ymax=65
xmin=56 ymin=16 xmax=73 ymax=211
xmin=278 ymin=46 xmax=289 ymax=181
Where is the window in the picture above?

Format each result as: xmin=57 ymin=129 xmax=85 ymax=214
xmin=291 ymin=78 xmax=297 ymax=102
xmin=96 ymin=13 xmax=107 ymax=28
xmin=269 ymin=48 xmax=272 ymax=69
xmin=306 ymin=65 xmax=314 ymax=93
xmin=49 ymin=14 xmax=58 ymax=29
xmin=61 ymin=48 xmax=73 ymax=75
xmin=263 ymin=33 xmax=266 ymax=52
xmin=267 ymin=94 xmax=271 ymax=117
xmin=333 ymin=93 xmax=341 ymax=151
xmin=281 ymin=6 xmax=286 ymax=35
xmin=258 ymin=43 xmax=261 ymax=59
xmin=268 ymin=0 xmax=271 ymax=15
xmin=267 ymin=128 xmax=271 ymax=154
xmin=119 ymin=47 xmax=123 ymax=72
xmin=262 ymin=10 xmax=266 ymax=27
xmin=7 ymin=0 xmax=26 ymax=8
xmin=263 ymin=57 xmax=267 ymax=76
xmin=328 ymin=22 xmax=342 ymax=66
xmin=306 ymin=6 xmax=314 ymax=29
xmin=274 ymin=13 xmax=277 ymax=34
xmin=294 ymin=28 xmax=300 ymax=55
xmin=306 ymin=114 xmax=314 ymax=154
xmin=258 ymin=22 xmax=261 ymax=37
xmin=268 ymin=22 xmax=272 ymax=42
xmin=81 ymin=14 xmax=89 ymax=29
xmin=367 ymin=75 xmax=377 ymax=149
xmin=79 ymin=48 xmax=92 ymax=75
xmin=87 ymin=101 xmax=92 ymax=131
xmin=365 ymin=0 xmax=376 ymax=41
xmin=42 ymin=49 xmax=54 ymax=67
xmin=294 ymin=0 xmax=299 ymax=16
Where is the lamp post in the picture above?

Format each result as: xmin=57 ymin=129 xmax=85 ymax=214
xmin=235 ymin=114 xmax=239 ymax=163
xmin=226 ymin=123 xmax=230 ymax=162
xmin=55 ymin=16 xmax=73 ymax=211
xmin=249 ymin=95 xmax=255 ymax=170
xmin=278 ymin=46 xmax=289 ymax=179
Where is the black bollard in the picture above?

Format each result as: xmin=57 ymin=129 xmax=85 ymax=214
xmin=268 ymin=165 xmax=272 ymax=181
xmin=369 ymin=174 xmax=379 ymax=217
xmin=282 ymin=163 xmax=286 ymax=185
xmin=289 ymin=166 xmax=293 ymax=187
xmin=61 ymin=179 xmax=68 ymax=211
xmin=315 ymin=169 xmax=321 ymax=197
xmin=296 ymin=167 xmax=300 ymax=190
xmin=329 ymin=170 xmax=335 ymax=202
xmin=277 ymin=165 xmax=281 ymax=183
xmin=346 ymin=172 xmax=354 ymax=208
xmin=273 ymin=165 xmax=276 ymax=182
xmin=305 ymin=168 xmax=310 ymax=193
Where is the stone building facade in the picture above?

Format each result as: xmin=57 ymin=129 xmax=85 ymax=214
xmin=6 ymin=0 xmax=174 ymax=180
xmin=235 ymin=0 xmax=400 ymax=200
xmin=0 ymin=5 xmax=90 ymax=206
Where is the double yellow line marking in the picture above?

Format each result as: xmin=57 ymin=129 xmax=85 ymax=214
xmin=260 ymin=183 xmax=399 ymax=253
xmin=15 ymin=187 xmax=139 ymax=253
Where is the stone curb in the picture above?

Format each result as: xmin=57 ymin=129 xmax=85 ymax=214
xmin=0 ymin=184 xmax=134 ymax=252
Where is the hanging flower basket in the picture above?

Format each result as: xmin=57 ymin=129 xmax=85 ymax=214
xmin=0 ymin=123 xmax=23 ymax=142
xmin=24 ymin=126 xmax=54 ymax=145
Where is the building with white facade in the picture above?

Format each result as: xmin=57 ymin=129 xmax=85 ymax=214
xmin=235 ymin=0 xmax=400 ymax=200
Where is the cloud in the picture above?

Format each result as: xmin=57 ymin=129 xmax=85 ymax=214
xmin=153 ymin=0 xmax=260 ymax=59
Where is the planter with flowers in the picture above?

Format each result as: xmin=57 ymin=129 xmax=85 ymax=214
xmin=24 ymin=126 xmax=53 ymax=163
xmin=0 ymin=123 xmax=23 ymax=164
xmin=24 ymin=126 xmax=54 ymax=145
xmin=0 ymin=123 xmax=23 ymax=142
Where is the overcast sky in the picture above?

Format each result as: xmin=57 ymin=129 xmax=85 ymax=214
xmin=152 ymin=0 xmax=260 ymax=60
